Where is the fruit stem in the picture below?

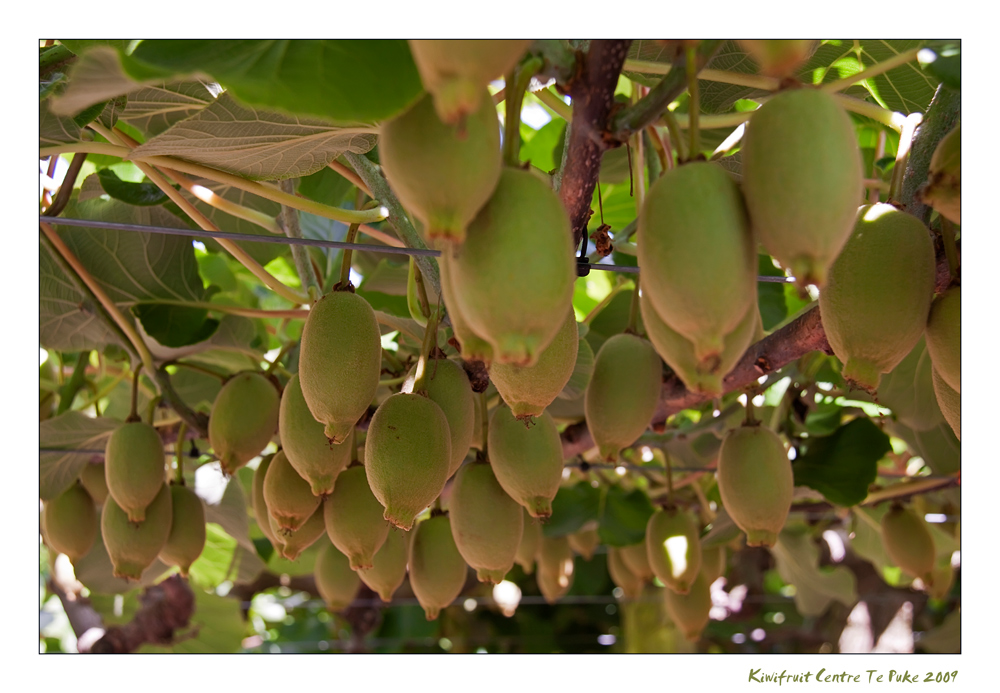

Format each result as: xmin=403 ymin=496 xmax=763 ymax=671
xmin=412 ymin=258 xmax=432 ymax=321
xmin=685 ymin=46 xmax=701 ymax=159
xmin=279 ymin=179 xmax=322 ymax=303
xmin=337 ymin=221 xmax=363 ymax=290
xmin=174 ymin=422 xmax=187 ymax=484
xmin=644 ymin=129 xmax=664 ymax=180
xmin=626 ymin=278 xmax=641 ymax=335
xmin=665 ymin=453 xmax=675 ymax=499
xmin=661 ymin=109 xmax=687 ymax=163
xmin=146 ymin=393 xmax=162 ymax=425
xmin=411 ymin=304 xmax=441 ymax=395
xmin=502 ymin=57 xmax=542 ymax=167
xmin=128 ymin=365 xmax=144 ymax=422
xmin=940 ymin=217 xmax=960 ymax=283
xmin=479 ymin=390 xmax=490 ymax=453
xmin=381 ymin=348 xmax=404 ymax=374
xmin=888 ymin=113 xmax=924 ymax=202
xmin=690 ymin=476 xmax=716 ymax=524
xmin=744 ymin=396 xmax=757 ymax=425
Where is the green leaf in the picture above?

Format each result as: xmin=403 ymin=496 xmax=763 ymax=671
xmin=72 ymin=99 xmax=110 ymax=129
xmin=922 ymin=47 xmax=960 ymax=91
xmin=887 ymin=419 xmax=960 ymax=476
xmin=131 ymin=303 xmax=220 ymax=348
xmin=298 ymin=165 xmax=355 ymax=207
xmin=917 ymin=608 xmax=960 ymax=654
xmin=876 ymin=337 xmax=945 ymax=432
xmin=40 ymin=98 xmax=83 ymax=146
xmin=126 ymin=40 xmax=424 ymax=125
xmin=188 ymin=523 xmax=237 ymax=589
xmin=543 ymin=482 xmax=601 ymax=538
xmin=39 ymin=411 xmax=120 ymax=500
xmin=598 ymin=485 xmax=655 ymax=547
xmin=202 ymin=473 xmax=257 ymax=552
xmin=757 ymin=254 xmax=787 ymax=331
xmin=59 ymin=39 xmax=132 ymax=55
xmin=520 ymin=119 xmax=566 ymax=173
xmin=771 ymin=524 xmax=857 ymax=617
xmin=557 ymin=337 xmax=595 ymax=400
xmin=849 ymin=506 xmax=897 ymax=576
xmin=793 ymin=418 xmax=890 ymax=506
xmin=96 ymin=169 xmax=170 ymax=206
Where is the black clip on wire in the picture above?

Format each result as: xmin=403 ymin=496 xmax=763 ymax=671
xmin=576 ymin=234 xmax=591 ymax=277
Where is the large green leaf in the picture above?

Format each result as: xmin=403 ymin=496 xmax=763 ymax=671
xmin=771 ymin=524 xmax=857 ymax=617
xmin=543 ymin=482 xmax=601 ymax=538
xmin=793 ymin=418 xmax=890 ymax=507
xmin=597 ymin=485 xmax=655 ymax=547
xmin=875 ymin=337 xmax=945 ymax=432
xmin=39 ymin=411 xmax=120 ymax=500
xmin=887 ymin=419 xmax=960 ymax=476
xmin=96 ymin=169 xmax=170 ymax=206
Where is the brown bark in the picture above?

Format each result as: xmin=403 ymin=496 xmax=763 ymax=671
xmin=89 ymin=575 xmax=195 ymax=654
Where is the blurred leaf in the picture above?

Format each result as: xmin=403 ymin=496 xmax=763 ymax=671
xmin=916 ymin=608 xmax=960 ymax=653
xmin=598 ymin=486 xmax=655 ymax=547
xmin=876 ymin=337 xmax=944 ymax=432
xmin=793 ymin=418 xmax=889 ymax=507
xmin=558 ymin=337 xmax=595 ymax=400
xmin=298 ymin=165 xmax=355 ymax=207
xmin=771 ymin=524 xmax=857 ymax=617
xmin=520 ymin=119 xmax=565 ymax=173
xmin=40 ymin=412 xmax=120 ymax=500
xmin=701 ymin=507 xmax=742 ymax=548
xmin=887 ymin=419 xmax=960 ymax=475
xmin=757 ymin=254 xmax=787 ymax=330
xmin=849 ymin=506 xmax=897 ymax=575
xmin=201 ymin=472 xmax=256 ymax=552
xmin=922 ymin=47 xmax=960 ymax=91
xmin=72 ymin=532 xmax=171 ymax=595
xmin=188 ymin=523 xmax=237 ymax=589
xmin=544 ymin=482 xmax=601 ymax=538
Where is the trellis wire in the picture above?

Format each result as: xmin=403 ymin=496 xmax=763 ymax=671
xmin=42 ymin=217 xmax=795 ymax=282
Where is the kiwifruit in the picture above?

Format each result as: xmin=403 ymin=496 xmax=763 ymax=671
xmin=448 ymin=461 xmax=523 ymax=584
xmin=42 ymin=482 xmax=97 ymax=561
xmin=314 ymin=538 xmax=360 ymax=611
xmin=567 ymin=528 xmax=600 ymax=561
xmin=208 ymin=372 xmax=280 ymax=476
xmin=158 ymin=484 xmax=206 ymax=576
xmin=263 ymin=449 xmax=322 ymax=533
xmin=251 ymin=454 xmax=279 ymax=547
xmin=380 ymin=92 xmax=501 ymax=244
xmin=298 ymin=290 xmax=382 ymax=444
xmin=279 ymin=373 xmax=351 ymax=496
xmin=620 ymin=541 xmax=654 ymax=582
xmin=931 ymin=366 xmax=961 ymax=441
xmin=717 ymin=424 xmax=793 ymax=547
xmin=741 ymin=88 xmax=863 ymax=288
xmin=439 ymin=252 xmax=493 ymax=364
xmin=646 ymin=507 xmax=702 ymax=594
xmin=79 ymin=462 xmax=108 ymax=505
xmin=663 ymin=570 xmax=712 ymax=642
xmin=701 ymin=544 xmax=727 ymax=584
xmin=408 ymin=40 xmax=533 ymax=125
xmin=358 ymin=529 xmax=409 ymax=602
xmin=323 ymin=465 xmax=390 ymax=570
xmin=489 ymin=310 xmax=579 ymax=419
xmin=536 ymin=535 xmax=575 ymax=604
xmin=739 ymin=40 xmax=817 ymax=77
xmin=105 ymin=421 xmax=166 ymax=523
xmin=928 ymin=558 xmax=955 ymax=600
xmin=921 ymin=124 xmax=960 ymax=224
xmin=925 ymin=287 xmax=960 ymax=394
xmin=470 ymin=387 xmax=485 ymax=451
xmin=365 ymin=392 xmax=452 ymax=530
xmin=819 ymin=204 xmax=936 ymax=392
xmin=637 ymin=162 xmax=756 ymax=360
xmin=584 ymin=333 xmax=663 ymax=461
xmin=403 ymin=358 xmax=475 ymax=478
xmin=448 ymin=168 xmax=575 ymax=367
xmin=515 ymin=508 xmax=541 ymax=574
xmin=272 ymin=503 xmax=326 ymax=561
xmin=487 ymin=406 xmax=563 ymax=518
xmin=639 ymin=288 xmax=759 ymax=396
xmin=408 ymin=514 xmax=469 ymax=620
xmin=881 ymin=504 xmax=936 ymax=584
xmin=607 ymin=546 xmax=644 ymax=599
xmin=101 ymin=482 xmax=172 ymax=580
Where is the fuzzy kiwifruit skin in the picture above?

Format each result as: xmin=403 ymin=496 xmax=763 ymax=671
xmin=741 ymin=88 xmax=863 ymax=288
xmin=739 ymin=40 xmax=817 ymax=77
xmin=358 ymin=529 xmax=409 ymax=602
xmin=448 ymin=168 xmax=575 ymax=367
xmin=620 ymin=541 xmax=654 ymax=581
xmin=881 ymin=505 xmax=936 ymax=584
xmin=663 ymin=570 xmax=712 ymax=642
xmin=646 ymin=508 xmax=703 ymax=595
xmin=298 ymin=291 xmax=381 ymax=444
xmin=272 ymin=503 xmax=326 ymax=561
xmin=536 ymin=535 xmax=575 ymax=604
xmin=584 ymin=333 xmax=663 ymax=461
xmin=931 ymin=366 xmax=961 ymax=441
xmin=158 ymin=484 xmax=206 ymax=576
xmin=408 ymin=40 xmax=533 ymax=125
xmin=323 ymin=465 xmax=390 ymax=570
xmin=717 ymin=424 xmax=793 ymax=547
xmin=314 ymin=538 xmax=360 ymax=611
xmin=489 ymin=309 xmax=579 ymax=419
xmin=637 ymin=162 xmax=756 ymax=360
xmin=252 ymin=455 xmax=279 ymax=547
xmin=279 ymin=374 xmax=351 ymax=497
xmin=640 ymin=288 xmax=759 ymax=397
xmin=42 ymin=482 xmax=97 ymax=561
xmin=208 ymin=372 xmax=279 ymax=476
xmin=105 ymin=421 xmax=166 ymax=523
xmin=487 ymin=406 xmax=564 ymax=518
xmin=925 ymin=287 xmax=960 ymax=394
xmin=515 ymin=508 xmax=541 ymax=574
xmin=448 ymin=461 xmax=523 ymax=583
xmin=607 ymin=546 xmax=644 ymax=599
xmin=380 ymin=92 xmax=501 ymax=244
xmin=263 ymin=450 xmax=322 ymax=533
xmin=439 ymin=252 xmax=493 ymax=364
xmin=79 ymin=462 xmax=109 ymax=505
xmin=819 ymin=204 xmax=936 ymax=392
xmin=101 ymin=482 xmax=172 ymax=580
xmin=409 ymin=514 xmax=468 ymax=620
xmin=567 ymin=528 xmax=600 ymax=561
xmin=365 ymin=392 xmax=452 ymax=531
xmin=403 ymin=358 xmax=475 ymax=478
xmin=922 ymin=124 xmax=961 ymax=224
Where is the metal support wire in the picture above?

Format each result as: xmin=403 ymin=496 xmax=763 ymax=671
xmin=42 ymin=216 xmax=796 ymax=283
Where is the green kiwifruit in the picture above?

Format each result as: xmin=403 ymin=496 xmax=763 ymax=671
xmin=380 ymin=92 xmax=501 ymax=244
xmin=365 ymin=392 xmax=452 ymax=530
xmin=408 ymin=40 xmax=533 ymax=125
xmin=620 ymin=541 xmax=654 ymax=582
xmin=931 ymin=366 xmax=961 ymax=441
xmin=489 ymin=309 xmax=579 ymax=419
xmin=536 ymin=535 xmax=575 ymax=604
xmin=279 ymin=373 xmax=351 ymax=496
xmin=323 ymin=465 xmax=390 ymax=570
xmin=584 ymin=333 xmax=663 ymax=461
xmin=158 ymin=484 xmax=206 ymax=576
xmin=663 ymin=570 xmax=712 ymax=642
xmin=921 ymin=124 xmax=960 ymax=224
xmin=925 ymin=287 xmax=960 ymax=394
xmin=409 ymin=514 xmax=468 ymax=620
xmin=637 ymin=162 xmax=756 ymax=360
xmin=101 ymin=482 xmax=172 ymax=580
xmin=448 ymin=168 xmax=575 ymax=367
xmin=403 ymin=358 xmax=475 ymax=478
xmin=739 ymin=40 xmax=817 ymax=77
xmin=928 ymin=558 xmax=955 ymax=600
xmin=646 ymin=507 xmax=702 ymax=594
xmin=105 ymin=421 xmax=166 ymax=523
xmin=298 ymin=290 xmax=382 ymax=444
xmin=567 ymin=528 xmax=600 ymax=561
xmin=487 ymin=406 xmax=563 ymax=518
xmin=819 ymin=204 xmax=936 ymax=392
xmin=79 ymin=462 xmax=108 ymax=505
xmin=607 ymin=546 xmax=644 ymax=599
xmin=272 ymin=503 xmax=326 ymax=561
xmin=717 ymin=424 xmax=793 ymax=547
xmin=263 ymin=449 xmax=322 ymax=533
xmin=358 ymin=528 xmax=408 ymax=602
xmin=209 ymin=372 xmax=280 ymax=476
xmin=881 ymin=504 xmax=936 ymax=584
xmin=252 ymin=455 xmax=279 ymax=547
xmin=701 ymin=544 xmax=727 ymax=584
xmin=314 ymin=538 xmax=360 ymax=611
xmin=741 ymin=88 xmax=863 ymax=288
xmin=639 ymin=288 xmax=758 ymax=396
xmin=515 ymin=508 xmax=541 ymax=574
xmin=448 ymin=461 xmax=523 ymax=583
xmin=42 ymin=482 xmax=97 ymax=561
xmin=440 ymin=252 xmax=493 ymax=364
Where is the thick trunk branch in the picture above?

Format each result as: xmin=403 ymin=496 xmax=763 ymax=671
xmin=89 ymin=575 xmax=195 ymax=654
